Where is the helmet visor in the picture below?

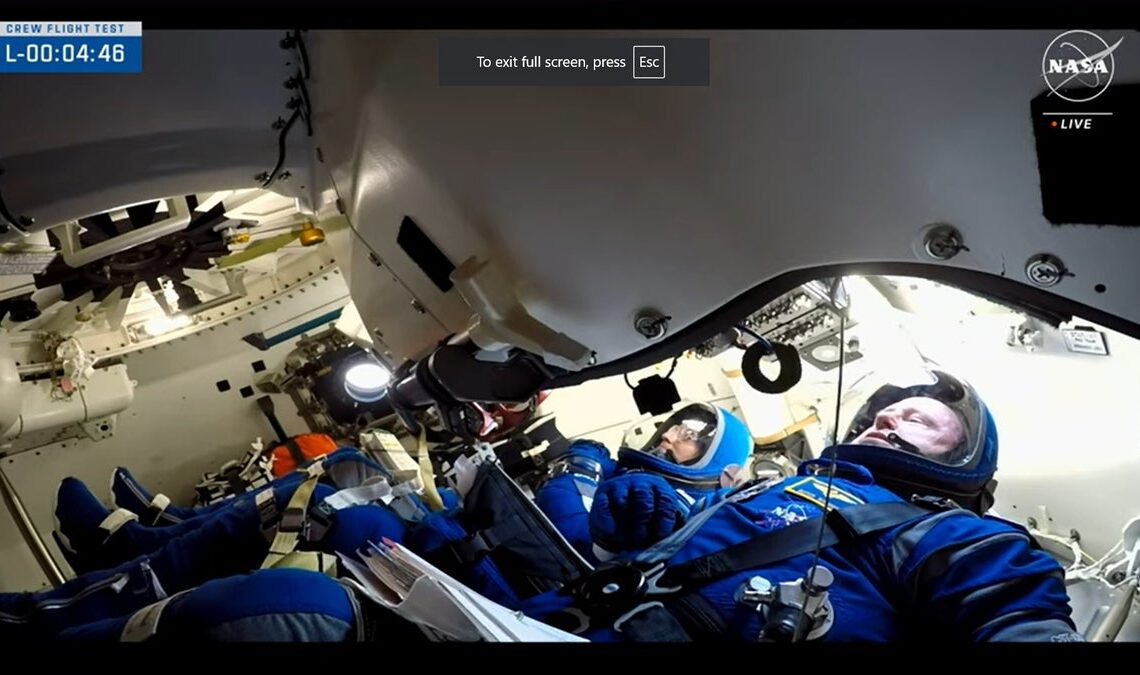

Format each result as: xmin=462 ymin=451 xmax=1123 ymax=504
xmin=641 ymin=403 xmax=719 ymax=466
xmin=841 ymin=369 xmax=985 ymax=468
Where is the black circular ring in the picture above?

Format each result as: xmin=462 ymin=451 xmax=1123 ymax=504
xmin=741 ymin=341 xmax=803 ymax=394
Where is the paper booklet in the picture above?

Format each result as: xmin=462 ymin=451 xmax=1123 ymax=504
xmin=339 ymin=538 xmax=589 ymax=642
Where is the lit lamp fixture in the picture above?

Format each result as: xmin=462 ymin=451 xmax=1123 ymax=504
xmin=343 ymin=361 xmax=391 ymax=402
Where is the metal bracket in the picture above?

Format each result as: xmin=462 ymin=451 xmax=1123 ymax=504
xmin=81 ymin=416 xmax=116 ymax=442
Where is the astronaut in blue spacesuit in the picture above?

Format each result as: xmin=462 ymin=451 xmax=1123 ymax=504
xmin=534 ymin=402 xmax=753 ymax=563
xmin=530 ymin=370 xmax=1083 ymax=642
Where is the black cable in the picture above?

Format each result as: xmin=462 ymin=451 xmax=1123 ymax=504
xmin=622 ymin=353 xmax=680 ymax=390
xmin=293 ymin=30 xmax=311 ymax=80
xmin=262 ymin=108 xmax=302 ymax=188
xmin=792 ymin=277 xmax=847 ymax=642
xmin=737 ymin=324 xmax=775 ymax=355
xmin=0 ymin=188 xmax=25 ymax=233
xmin=288 ymin=31 xmax=313 ymax=135
xmin=296 ymin=77 xmax=314 ymax=136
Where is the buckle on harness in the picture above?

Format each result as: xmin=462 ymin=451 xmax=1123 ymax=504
xmin=279 ymin=506 xmax=308 ymax=534
xmin=575 ymin=561 xmax=680 ymax=614
xmin=910 ymin=494 xmax=960 ymax=511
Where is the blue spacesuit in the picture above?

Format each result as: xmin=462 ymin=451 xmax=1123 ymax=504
xmin=535 ymin=403 xmax=754 ymax=563
xmin=1 ymin=449 xmax=416 ymax=641
xmin=530 ymin=370 xmax=1083 ymax=642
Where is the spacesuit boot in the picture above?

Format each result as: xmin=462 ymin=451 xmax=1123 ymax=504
xmin=110 ymin=465 xmax=280 ymax=525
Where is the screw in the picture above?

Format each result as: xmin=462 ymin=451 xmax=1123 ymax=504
xmin=922 ymin=224 xmax=968 ymax=260
xmin=634 ymin=309 xmax=670 ymax=340
xmin=367 ymin=252 xmax=382 ymax=267
xmin=1025 ymin=254 xmax=1068 ymax=288
xmin=1026 ymin=517 xmax=1038 ymax=529
xmin=410 ymin=299 xmax=426 ymax=315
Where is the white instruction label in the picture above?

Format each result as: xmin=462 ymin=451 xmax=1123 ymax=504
xmin=1062 ymin=328 xmax=1108 ymax=355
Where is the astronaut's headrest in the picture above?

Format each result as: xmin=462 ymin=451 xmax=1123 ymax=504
xmin=831 ymin=368 xmax=999 ymax=514
xmin=618 ymin=402 xmax=754 ymax=487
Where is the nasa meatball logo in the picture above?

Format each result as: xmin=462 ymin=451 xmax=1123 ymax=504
xmin=1041 ymin=30 xmax=1123 ymax=103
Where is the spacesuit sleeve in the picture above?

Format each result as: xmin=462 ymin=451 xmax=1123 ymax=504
xmin=533 ymin=440 xmax=616 ymax=563
xmin=890 ymin=511 xmax=1084 ymax=642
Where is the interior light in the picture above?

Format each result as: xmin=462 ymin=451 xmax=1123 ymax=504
xmin=344 ymin=361 xmax=391 ymax=402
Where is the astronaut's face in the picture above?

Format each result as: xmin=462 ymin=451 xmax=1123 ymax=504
xmin=657 ymin=424 xmax=704 ymax=464
xmin=853 ymin=396 xmax=964 ymax=462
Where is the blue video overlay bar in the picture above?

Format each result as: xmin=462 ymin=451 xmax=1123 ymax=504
xmin=1 ymin=22 xmax=142 ymax=73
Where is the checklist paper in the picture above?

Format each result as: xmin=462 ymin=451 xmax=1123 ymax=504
xmin=339 ymin=538 xmax=588 ymax=642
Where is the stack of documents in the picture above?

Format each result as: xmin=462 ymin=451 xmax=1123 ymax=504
xmin=340 ymin=538 xmax=588 ymax=642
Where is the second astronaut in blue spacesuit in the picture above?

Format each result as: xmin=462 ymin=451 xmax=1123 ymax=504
xmin=531 ymin=370 xmax=1084 ymax=642
xmin=535 ymin=402 xmax=754 ymax=564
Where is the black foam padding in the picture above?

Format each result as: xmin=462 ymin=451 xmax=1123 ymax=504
xmin=1031 ymin=83 xmax=1140 ymax=226
xmin=397 ymin=215 xmax=455 ymax=292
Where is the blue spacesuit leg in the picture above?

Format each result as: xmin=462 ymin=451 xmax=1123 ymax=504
xmin=55 ymin=477 xmax=334 ymax=573
xmin=57 ymin=569 xmax=360 ymax=642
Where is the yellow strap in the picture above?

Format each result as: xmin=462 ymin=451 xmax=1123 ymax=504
xmin=417 ymin=428 xmax=444 ymax=512
xmin=265 ymin=551 xmax=338 ymax=576
xmin=260 ymin=474 xmax=321 ymax=569
xmin=753 ymin=413 xmax=820 ymax=446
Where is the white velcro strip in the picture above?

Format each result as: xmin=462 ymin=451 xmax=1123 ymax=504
xmin=98 ymin=508 xmax=139 ymax=535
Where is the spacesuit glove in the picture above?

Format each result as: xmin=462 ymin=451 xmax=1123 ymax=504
xmin=589 ymin=472 xmax=689 ymax=555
